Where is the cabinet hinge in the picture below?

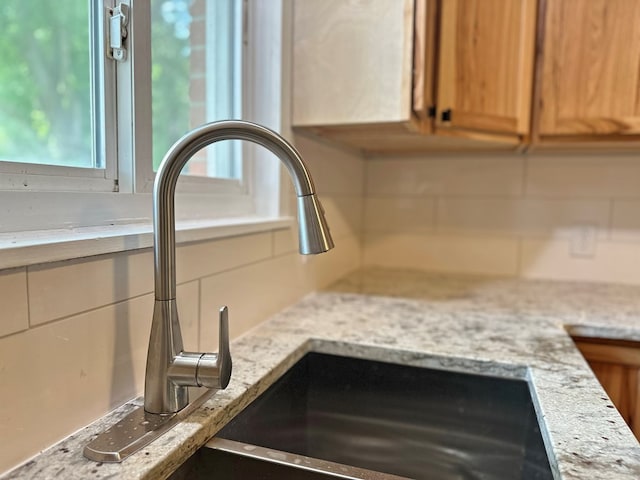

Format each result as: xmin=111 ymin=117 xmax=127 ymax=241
xmin=441 ymin=109 xmax=452 ymax=122
xmin=107 ymin=3 xmax=129 ymax=62
xmin=428 ymin=106 xmax=437 ymax=118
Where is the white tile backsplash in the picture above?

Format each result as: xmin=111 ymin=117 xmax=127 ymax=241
xmin=28 ymin=250 xmax=154 ymax=326
xmin=0 ymin=268 xmax=29 ymax=337
xmin=611 ymin=199 xmax=640 ymax=242
xmin=365 ymin=196 xmax=436 ymax=233
xmin=319 ymin=195 xmax=364 ymax=239
xmin=177 ymin=281 xmax=201 ymax=351
xmin=364 ymin=232 xmax=519 ymax=276
xmin=273 ymin=227 xmax=298 ymax=256
xmin=526 ymin=154 xmax=640 ymax=198
xmin=199 ymin=253 xmax=315 ymax=351
xmin=0 ymin=292 xmax=154 ymax=474
xmin=311 ymin=234 xmax=361 ymax=288
xmin=294 ymin=135 xmax=365 ymax=195
xmin=520 ymin=238 xmax=640 ymax=285
xmin=176 ymin=232 xmax=273 ymax=284
xmin=273 ymin=195 xmax=363 ymax=256
xmin=363 ymin=152 xmax=640 ymax=286
xmin=366 ymin=156 xmax=524 ymax=196
xmin=436 ymin=197 xmax=610 ymax=238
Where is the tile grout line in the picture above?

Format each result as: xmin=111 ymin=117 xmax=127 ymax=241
xmin=197 ymin=278 xmax=203 ymax=351
xmin=25 ymin=265 xmax=32 ymax=329
xmin=516 ymin=236 xmax=524 ymax=277
xmin=434 ymin=195 xmax=441 ymax=234
xmin=521 ymin=154 xmax=528 ymax=198
xmin=5 ymin=289 xmax=156 ymax=339
xmin=606 ymin=198 xmax=615 ymax=241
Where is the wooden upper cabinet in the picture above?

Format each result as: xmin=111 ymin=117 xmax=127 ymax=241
xmin=436 ymin=0 xmax=537 ymax=137
xmin=535 ymin=0 xmax=640 ymax=138
xmin=291 ymin=0 xmax=527 ymax=153
xmin=292 ymin=0 xmax=640 ymax=152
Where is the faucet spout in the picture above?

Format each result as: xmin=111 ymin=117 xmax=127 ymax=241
xmin=144 ymin=120 xmax=334 ymax=414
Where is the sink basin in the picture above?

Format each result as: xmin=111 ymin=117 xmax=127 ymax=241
xmin=171 ymin=352 xmax=554 ymax=480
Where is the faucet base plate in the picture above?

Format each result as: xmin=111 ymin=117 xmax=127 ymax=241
xmin=84 ymin=389 xmax=214 ymax=462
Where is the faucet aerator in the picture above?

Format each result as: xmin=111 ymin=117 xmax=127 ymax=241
xmin=297 ymin=194 xmax=335 ymax=255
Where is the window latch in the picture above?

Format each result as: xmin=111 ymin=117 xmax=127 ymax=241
xmin=107 ymin=3 xmax=129 ymax=62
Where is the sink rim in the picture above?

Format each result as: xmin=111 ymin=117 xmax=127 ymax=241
xmin=202 ymin=437 xmax=412 ymax=480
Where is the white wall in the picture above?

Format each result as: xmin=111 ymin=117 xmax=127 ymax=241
xmin=363 ymin=152 xmax=640 ymax=284
xmin=0 ymin=136 xmax=364 ymax=475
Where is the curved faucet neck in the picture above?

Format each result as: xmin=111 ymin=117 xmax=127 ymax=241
xmin=153 ymin=120 xmax=317 ymax=301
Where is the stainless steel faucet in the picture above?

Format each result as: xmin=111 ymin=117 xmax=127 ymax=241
xmin=84 ymin=120 xmax=333 ymax=462
xmin=145 ymin=120 xmax=334 ymax=415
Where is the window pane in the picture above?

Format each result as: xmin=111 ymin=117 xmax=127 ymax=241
xmin=151 ymin=0 xmax=242 ymax=179
xmin=0 ymin=1 xmax=96 ymax=168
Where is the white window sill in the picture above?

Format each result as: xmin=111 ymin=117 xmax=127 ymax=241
xmin=0 ymin=216 xmax=294 ymax=270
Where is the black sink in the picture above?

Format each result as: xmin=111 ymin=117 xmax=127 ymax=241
xmin=170 ymin=352 xmax=554 ymax=479
xmin=217 ymin=352 xmax=553 ymax=479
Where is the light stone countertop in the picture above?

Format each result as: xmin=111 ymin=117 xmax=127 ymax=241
xmin=4 ymin=267 xmax=640 ymax=479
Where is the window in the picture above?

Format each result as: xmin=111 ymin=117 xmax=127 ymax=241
xmin=151 ymin=0 xmax=243 ymax=179
xmin=0 ymin=0 xmax=270 ymax=236
xmin=0 ymin=0 xmax=115 ymax=192
xmin=0 ymin=2 xmax=94 ymax=168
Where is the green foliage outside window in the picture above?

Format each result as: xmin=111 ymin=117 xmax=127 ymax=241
xmin=0 ymin=1 xmax=92 ymax=166
xmin=0 ymin=0 xmax=192 ymax=170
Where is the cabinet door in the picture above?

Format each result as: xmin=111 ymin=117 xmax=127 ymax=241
xmin=292 ymin=0 xmax=415 ymax=127
xmin=589 ymin=361 xmax=640 ymax=441
xmin=436 ymin=0 xmax=537 ymax=136
xmin=537 ymin=0 xmax=640 ymax=136
xmin=574 ymin=338 xmax=640 ymax=441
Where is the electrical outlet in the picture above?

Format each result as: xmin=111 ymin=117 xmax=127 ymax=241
xmin=570 ymin=224 xmax=597 ymax=258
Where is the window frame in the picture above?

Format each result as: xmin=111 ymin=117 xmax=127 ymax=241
xmin=134 ymin=0 xmax=250 ymax=197
xmin=0 ymin=0 xmax=273 ymax=235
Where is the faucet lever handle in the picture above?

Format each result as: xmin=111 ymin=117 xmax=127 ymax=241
xmin=217 ymin=305 xmax=231 ymax=382
xmin=194 ymin=306 xmax=232 ymax=389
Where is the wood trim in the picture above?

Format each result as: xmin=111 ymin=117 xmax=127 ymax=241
xmin=572 ymin=336 xmax=640 ymax=349
xmin=633 ymin=370 xmax=640 ymax=437
xmin=412 ymin=0 xmax=428 ymax=117
xmin=413 ymin=0 xmax=428 ymax=118
xmin=412 ymin=0 xmax=438 ymax=128
xmin=550 ymin=117 xmax=640 ymax=136
xmin=444 ymin=110 xmax=519 ymax=134
xmin=293 ymin=121 xmax=521 ymax=154
xmin=529 ymin=0 xmax=547 ymax=145
xmin=539 ymin=134 xmax=640 ymax=143
xmin=435 ymin=0 xmax=457 ymax=123
xmin=574 ymin=341 xmax=640 ymax=368
xmin=529 ymin=134 xmax=640 ymax=152
xmin=517 ymin=0 xmax=538 ymax=134
xmin=434 ymin=126 xmax=520 ymax=146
